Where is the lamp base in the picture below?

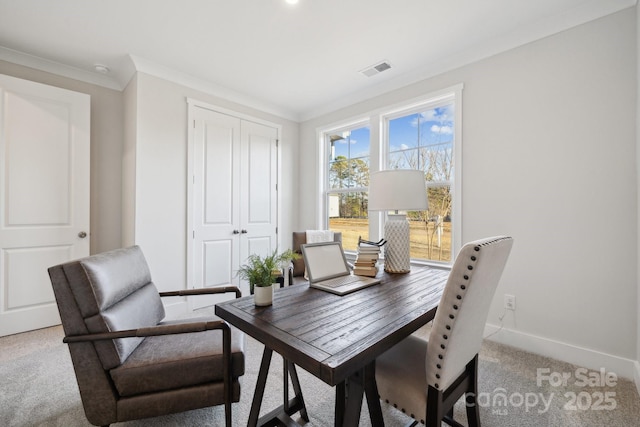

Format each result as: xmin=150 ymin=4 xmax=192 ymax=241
xmin=383 ymin=214 xmax=411 ymax=273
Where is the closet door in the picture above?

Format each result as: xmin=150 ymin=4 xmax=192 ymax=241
xmin=0 ymin=74 xmax=90 ymax=336
xmin=189 ymin=102 xmax=278 ymax=304
xmin=240 ymin=120 xmax=278 ymax=271
xmin=191 ymin=107 xmax=241 ymax=309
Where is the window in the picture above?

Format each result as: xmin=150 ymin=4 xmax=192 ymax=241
xmin=384 ymin=101 xmax=455 ymax=262
xmin=326 ymin=124 xmax=371 ymax=251
xmin=321 ymin=85 xmax=462 ymax=264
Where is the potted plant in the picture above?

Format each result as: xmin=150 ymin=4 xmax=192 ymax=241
xmin=237 ymin=249 xmax=299 ymax=306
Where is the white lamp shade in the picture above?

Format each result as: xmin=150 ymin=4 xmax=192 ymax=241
xmin=368 ymin=169 xmax=428 ymax=211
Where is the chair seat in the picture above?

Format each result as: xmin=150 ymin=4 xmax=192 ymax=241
xmin=110 ymin=318 xmax=244 ymax=397
xmin=377 ymin=334 xmax=429 ymax=421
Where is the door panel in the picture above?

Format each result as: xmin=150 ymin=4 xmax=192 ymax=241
xmin=6 ymin=92 xmax=72 ymax=225
xmin=0 ymin=74 xmax=90 ymax=336
xmin=192 ymin=108 xmax=241 ymax=308
xmin=240 ymin=121 xmax=278 ymax=272
xmin=204 ymin=120 xmax=235 ymax=224
xmin=203 ymin=240 xmax=233 ymax=286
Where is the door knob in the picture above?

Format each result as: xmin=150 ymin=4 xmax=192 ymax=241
xmin=233 ymin=230 xmax=240 ymax=234
xmin=241 ymin=229 xmax=248 ymax=234
xmin=78 ymin=231 xmax=87 ymax=238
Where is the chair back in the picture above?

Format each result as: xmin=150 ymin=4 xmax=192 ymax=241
xmin=50 ymin=246 xmax=165 ymax=369
xmin=291 ymin=231 xmax=342 ymax=277
xmin=426 ymin=236 xmax=513 ymax=391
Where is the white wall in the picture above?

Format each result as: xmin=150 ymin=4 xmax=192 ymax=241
xmin=300 ymin=9 xmax=637 ymax=377
xmin=636 ymin=0 xmax=640 ymax=395
xmin=0 ymin=60 xmax=124 ymax=255
xmin=123 ymin=72 xmax=300 ymax=296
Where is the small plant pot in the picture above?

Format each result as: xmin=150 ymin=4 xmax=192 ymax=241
xmin=254 ymin=284 xmax=274 ymax=306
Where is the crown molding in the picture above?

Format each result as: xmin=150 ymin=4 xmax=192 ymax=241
xmin=128 ymin=55 xmax=299 ymax=121
xmin=0 ymin=47 xmax=298 ymax=121
xmin=0 ymin=46 xmax=123 ymax=91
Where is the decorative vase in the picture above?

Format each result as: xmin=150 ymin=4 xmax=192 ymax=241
xmin=384 ymin=214 xmax=411 ymax=273
xmin=254 ymin=284 xmax=274 ymax=306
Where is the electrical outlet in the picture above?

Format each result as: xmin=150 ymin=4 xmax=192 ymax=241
xmin=504 ymin=294 xmax=516 ymax=311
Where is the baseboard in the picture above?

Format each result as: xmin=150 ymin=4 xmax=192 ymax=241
xmin=484 ymin=324 xmax=637 ymax=380
xmin=634 ymin=361 xmax=640 ymax=397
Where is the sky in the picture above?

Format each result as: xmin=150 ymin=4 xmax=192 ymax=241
xmin=331 ymin=103 xmax=454 ymax=162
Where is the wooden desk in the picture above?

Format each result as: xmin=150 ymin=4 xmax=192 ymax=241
xmin=215 ymin=265 xmax=449 ymax=427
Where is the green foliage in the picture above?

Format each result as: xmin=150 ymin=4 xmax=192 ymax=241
xmin=237 ymin=249 xmax=299 ymax=294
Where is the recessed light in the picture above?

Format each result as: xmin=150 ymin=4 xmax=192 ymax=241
xmin=93 ymin=64 xmax=110 ymax=74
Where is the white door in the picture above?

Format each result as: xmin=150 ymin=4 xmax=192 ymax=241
xmin=240 ymin=120 xmax=278 ymax=269
xmin=0 ymin=74 xmax=90 ymax=336
xmin=191 ymin=107 xmax=241 ymax=308
xmin=189 ymin=102 xmax=278 ymax=305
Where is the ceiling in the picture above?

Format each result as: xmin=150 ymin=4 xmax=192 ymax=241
xmin=0 ymin=0 xmax=634 ymax=121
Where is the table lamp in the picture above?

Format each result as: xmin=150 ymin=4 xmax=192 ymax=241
xmin=368 ymin=169 xmax=428 ymax=273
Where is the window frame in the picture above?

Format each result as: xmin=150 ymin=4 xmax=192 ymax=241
xmin=318 ymin=84 xmax=463 ymax=265
xmin=379 ymin=89 xmax=461 ymax=265
xmin=318 ymin=118 xmax=371 ymax=229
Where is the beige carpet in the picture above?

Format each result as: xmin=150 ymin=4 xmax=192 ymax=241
xmin=1 ymin=322 xmax=639 ymax=426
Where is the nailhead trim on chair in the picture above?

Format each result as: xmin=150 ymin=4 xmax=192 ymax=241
xmin=376 ymin=237 xmax=511 ymax=427
xmin=432 ymin=245 xmax=480 ymax=390
xmin=431 ymin=236 xmax=510 ymax=391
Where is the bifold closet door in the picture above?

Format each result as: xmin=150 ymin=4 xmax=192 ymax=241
xmin=239 ymin=120 xmax=278 ymax=279
xmin=190 ymin=105 xmax=278 ymax=304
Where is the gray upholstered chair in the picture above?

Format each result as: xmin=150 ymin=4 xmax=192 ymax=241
xmin=376 ymin=236 xmax=513 ymax=427
xmin=289 ymin=231 xmax=342 ymax=285
xmin=48 ymin=245 xmax=245 ymax=427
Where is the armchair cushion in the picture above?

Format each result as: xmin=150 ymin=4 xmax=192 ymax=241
xmin=86 ymin=283 xmax=165 ymax=369
xmin=65 ymin=246 xmax=166 ymax=369
xmin=110 ymin=317 xmax=244 ymax=397
xmin=80 ymin=247 xmax=153 ymax=313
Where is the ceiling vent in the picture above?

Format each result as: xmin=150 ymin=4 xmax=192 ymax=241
xmin=360 ymin=60 xmax=392 ymax=77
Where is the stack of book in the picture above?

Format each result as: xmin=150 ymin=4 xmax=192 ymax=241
xmin=353 ymin=240 xmax=383 ymax=277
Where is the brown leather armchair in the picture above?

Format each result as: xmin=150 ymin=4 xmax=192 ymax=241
xmin=48 ymin=245 xmax=244 ymax=427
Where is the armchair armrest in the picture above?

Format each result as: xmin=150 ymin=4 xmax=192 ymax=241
xmin=159 ymin=285 xmax=241 ymax=299
xmin=63 ymin=319 xmax=235 ymax=420
xmin=63 ymin=320 xmax=229 ymax=343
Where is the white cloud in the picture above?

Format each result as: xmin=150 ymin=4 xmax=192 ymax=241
xmin=430 ymin=124 xmax=453 ymax=134
xmin=421 ymin=104 xmax=454 ymax=122
xmin=421 ymin=110 xmax=438 ymax=121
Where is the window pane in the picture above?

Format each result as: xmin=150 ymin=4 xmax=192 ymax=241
xmin=388 ymin=103 xmax=454 ymax=263
xmin=388 ymin=149 xmax=416 ymax=170
xmin=329 ymin=157 xmax=348 ymax=189
xmin=422 ymin=143 xmax=453 ymax=182
xmin=329 ymin=126 xmax=370 ymax=189
xmin=406 ymin=185 xmax=452 ymax=262
xmin=389 ymin=113 xmax=421 ymax=151
xmin=328 ymin=192 xmax=369 ymax=252
xmin=388 ymin=104 xmax=454 ymax=175
xmin=349 ymin=127 xmax=371 ymax=157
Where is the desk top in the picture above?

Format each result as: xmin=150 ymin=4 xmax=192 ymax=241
xmin=215 ymin=265 xmax=448 ymax=386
